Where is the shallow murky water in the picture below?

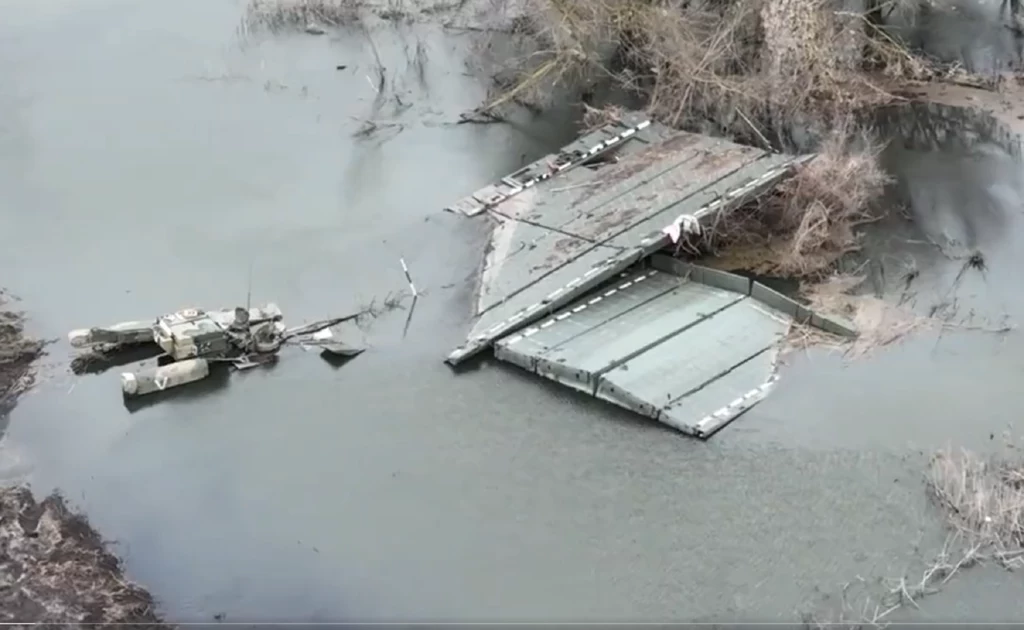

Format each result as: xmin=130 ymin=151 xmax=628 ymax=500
xmin=737 ymin=103 xmax=1024 ymax=451
xmin=1 ymin=0 xmax=1022 ymax=623
xmin=888 ymin=0 xmax=1024 ymax=73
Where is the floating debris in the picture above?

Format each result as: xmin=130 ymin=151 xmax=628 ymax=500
xmin=299 ymin=326 xmax=366 ymax=358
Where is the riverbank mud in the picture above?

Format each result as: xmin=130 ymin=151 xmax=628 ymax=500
xmin=0 ymin=296 xmax=164 ymax=626
xmin=0 ymin=293 xmax=43 ymax=418
xmin=0 ymin=487 xmax=163 ymax=626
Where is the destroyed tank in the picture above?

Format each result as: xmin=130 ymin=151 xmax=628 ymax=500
xmin=68 ymin=302 xmax=361 ymax=401
xmin=69 ymin=304 xmax=284 ymax=359
xmin=153 ymin=309 xmax=234 ymax=361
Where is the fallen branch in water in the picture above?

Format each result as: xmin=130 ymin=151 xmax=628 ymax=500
xmin=281 ymin=290 xmax=414 ymax=342
xmin=458 ymin=109 xmax=506 ymax=124
xmin=808 ymin=443 xmax=1024 ymax=626
xmin=359 ymin=290 xmax=414 ymax=322
xmin=351 ymin=117 xmax=405 ymax=138
xmin=442 ymin=22 xmax=515 ymax=34
xmin=281 ymin=313 xmax=365 ymax=341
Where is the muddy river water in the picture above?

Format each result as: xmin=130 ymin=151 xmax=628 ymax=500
xmin=3 ymin=0 xmax=1024 ymax=623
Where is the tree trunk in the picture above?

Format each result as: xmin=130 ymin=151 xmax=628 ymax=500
xmin=862 ymin=0 xmax=886 ymax=69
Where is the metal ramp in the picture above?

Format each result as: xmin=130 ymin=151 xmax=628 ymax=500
xmin=445 ymin=112 xmax=653 ymax=217
xmin=493 ymin=254 xmax=850 ymax=438
xmin=444 ymin=114 xmax=859 ymax=437
xmin=445 ymin=116 xmax=815 ymax=365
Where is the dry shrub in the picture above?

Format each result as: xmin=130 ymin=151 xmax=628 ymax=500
xmin=796 ymin=272 xmax=932 ymax=356
xmin=0 ymin=298 xmax=43 ymax=416
xmin=697 ymin=119 xmax=890 ymax=278
xmin=763 ymin=121 xmax=891 ymax=275
xmin=928 ymin=447 xmax=1024 ymax=565
xmin=478 ymin=0 xmax=929 ymax=284
xmin=802 ymin=442 xmax=1024 ymax=626
xmin=243 ymin=0 xmax=365 ymax=30
xmin=580 ymin=102 xmax=625 ymax=128
xmin=463 ymin=0 xmax=610 ymax=114
xmin=483 ymin=0 xmax=928 ymax=130
xmin=240 ymin=0 xmax=473 ymax=30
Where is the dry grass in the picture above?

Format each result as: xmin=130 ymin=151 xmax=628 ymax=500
xmin=813 ymin=445 xmax=1024 ymax=624
xmin=768 ymin=125 xmax=891 ymax=275
xmin=581 ymin=102 xmax=629 ymax=130
xmin=240 ymin=0 xmax=472 ymax=31
xmin=694 ymin=120 xmax=892 ymax=279
xmin=243 ymin=0 xmax=365 ymax=30
xmin=478 ymin=0 xmax=933 ymax=130
xmin=467 ymin=0 xmax=944 ymax=283
xmin=928 ymin=446 xmax=1024 ymax=564
xmin=779 ymin=272 xmax=931 ymax=357
xmin=802 ymin=443 xmax=1024 ymax=627
xmin=0 ymin=295 xmax=44 ymax=416
xmin=801 ymin=532 xmax=986 ymax=628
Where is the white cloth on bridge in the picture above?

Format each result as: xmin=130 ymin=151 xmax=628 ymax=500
xmin=661 ymin=214 xmax=701 ymax=244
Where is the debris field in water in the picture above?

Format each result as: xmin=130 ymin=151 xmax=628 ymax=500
xmin=67 ymin=303 xmax=367 ymax=400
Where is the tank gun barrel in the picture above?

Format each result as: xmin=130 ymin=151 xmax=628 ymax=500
xmin=280 ymin=312 xmax=361 ymax=341
xmin=68 ymin=321 xmax=156 ymax=349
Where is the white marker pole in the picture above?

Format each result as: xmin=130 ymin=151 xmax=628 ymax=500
xmin=400 ymin=257 xmax=418 ymax=298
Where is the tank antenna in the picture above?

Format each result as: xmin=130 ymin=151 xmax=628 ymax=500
xmin=245 ymin=261 xmax=253 ymax=314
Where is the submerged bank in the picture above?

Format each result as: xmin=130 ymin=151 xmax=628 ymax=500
xmin=0 ymin=299 xmax=163 ymax=626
